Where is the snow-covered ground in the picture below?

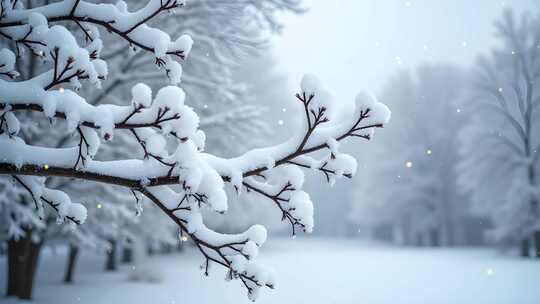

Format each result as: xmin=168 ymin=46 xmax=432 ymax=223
xmin=2 ymin=238 xmax=539 ymax=304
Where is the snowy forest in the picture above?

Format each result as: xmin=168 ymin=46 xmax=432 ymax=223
xmin=0 ymin=0 xmax=539 ymax=303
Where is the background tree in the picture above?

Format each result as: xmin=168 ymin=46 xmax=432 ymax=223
xmin=94 ymin=0 xmax=303 ymax=156
xmin=350 ymin=64 xmax=471 ymax=246
xmin=0 ymin=175 xmax=45 ymax=297
xmin=458 ymin=9 xmax=540 ymax=257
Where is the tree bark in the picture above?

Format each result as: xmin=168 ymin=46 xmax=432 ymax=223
xmin=105 ymin=239 xmax=117 ymax=271
xmin=534 ymin=231 xmax=540 ymax=258
xmin=415 ymin=234 xmax=423 ymax=247
xmin=429 ymin=228 xmax=440 ymax=247
xmin=63 ymin=244 xmax=79 ymax=283
xmin=6 ymin=238 xmax=23 ymax=297
xmin=16 ymin=231 xmax=43 ymax=300
xmin=147 ymin=244 xmax=155 ymax=256
xmin=122 ymin=246 xmax=133 ymax=264
xmin=521 ymin=238 xmax=531 ymax=257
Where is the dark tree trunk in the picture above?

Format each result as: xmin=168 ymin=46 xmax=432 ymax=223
xmin=16 ymin=232 xmax=43 ymax=300
xmin=521 ymin=238 xmax=531 ymax=257
xmin=122 ymin=246 xmax=133 ymax=264
xmin=429 ymin=228 xmax=440 ymax=247
xmin=6 ymin=238 xmax=23 ymax=297
xmin=63 ymin=244 xmax=79 ymax=283
xmin=534 ymin=231 xmax=540 ymax=258
xmin=415 ymin=234 xmax=423 ymax=247
xmin=105 ymin=239 xmax=117 ymax=271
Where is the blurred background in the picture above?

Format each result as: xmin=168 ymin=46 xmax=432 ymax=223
xmin=2 ymin=0 xmax=540 ymax=303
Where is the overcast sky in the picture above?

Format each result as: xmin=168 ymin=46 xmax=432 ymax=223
xmin=272 ymin=0 xmax=538 ymax=102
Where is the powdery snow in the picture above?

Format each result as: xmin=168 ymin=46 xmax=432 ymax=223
xmin=1 ymin=239 xmax=538 ymax=304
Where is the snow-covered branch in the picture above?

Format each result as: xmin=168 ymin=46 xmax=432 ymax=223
xmin=0 ymin=75 xmax=389 ymax=298
xmin=0 ymin=0 xmax=389 ymax=300
xmin=0 ymin=0 xmax=191 ymax=60
xmin=12 ymin=175 xmax=87 ymax=225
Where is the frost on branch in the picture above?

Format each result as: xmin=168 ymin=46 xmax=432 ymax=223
xmin=9 ymin=175 xmax=87 ymax=225
xmin=0 ymin=176 xmax=44 ymax=240
xmin=0 ymin=1 xmax=389 ymax=301
xmin=0 ymin=48 xmax=18 ymax=79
